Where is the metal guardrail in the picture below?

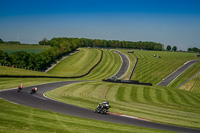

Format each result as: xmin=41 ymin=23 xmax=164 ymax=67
xmin=177 ymin=71 xmax=200 ymax=88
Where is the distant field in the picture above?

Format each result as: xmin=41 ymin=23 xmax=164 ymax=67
xmin=46 ymin=81 xmax=200 ymax=129
xmin=47 ymin=48 xmax=102 ymax=77
xmin=0 ymin=43 xmax=50 ymax=54
xmin=131 ymin=50 xmax=198 ymax=85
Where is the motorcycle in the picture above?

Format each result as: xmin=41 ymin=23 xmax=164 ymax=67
xmin=17 ymin=87 xmax=22 ymax=92
xmin=30 ymin=87 xmax=37 ymax=94
xmin=94 ymin=104 xmax=110 ymax=114
xmin=17 ymin=84 xmax=23 ymax=92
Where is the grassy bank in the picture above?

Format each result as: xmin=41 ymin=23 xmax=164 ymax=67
xmin=45 ymin=81 xmax=200 ymax=129
xmin=83 ymin=49 xmax=121 ymax=80
xmin=131 ymin=50 xmax=198 ymax=85
xmin=47 ymin=48 xmax=102 ymax=77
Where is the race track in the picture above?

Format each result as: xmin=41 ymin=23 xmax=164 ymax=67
xmin=158 ymin=60 xmax=200 ymax=86
xmin=0 ymin=51 xmax=200 ymax=132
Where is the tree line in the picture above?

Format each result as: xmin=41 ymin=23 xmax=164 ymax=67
xmin=188 ymin=47 xmax=200 ymax=53
xmin=39 ymin=37 xmax=164 ymax=50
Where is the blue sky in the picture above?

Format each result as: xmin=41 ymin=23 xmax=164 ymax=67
xmin=0 ymin=0 xmax=200 ymax=50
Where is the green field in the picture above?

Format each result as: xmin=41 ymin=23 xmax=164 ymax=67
xmin=47 ymin=48 xmax=102 ymax=77
xmin=0 ymin=43 xmax=50 ymax=54
xmin=46 ymin=81 xmax=200 ymax=129
xmin=130 ymin=50 xmax=198 ymax=85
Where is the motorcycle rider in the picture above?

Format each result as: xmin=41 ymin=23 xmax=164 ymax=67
xmin=32 ymin=87 xmax=37 ymax=93
xmin=99 ymin=101 xmax=110 ymax=109
xmin=17 ymin=84 xmax=23 ymax=92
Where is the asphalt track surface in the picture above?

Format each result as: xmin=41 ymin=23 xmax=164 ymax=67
xmin=113 ymin=50 xmax=130 ymax=79
xmin=1 ymin=51 xmax=200 ymax=132
xmin=158 ymin=60 xmax=200 ymax=86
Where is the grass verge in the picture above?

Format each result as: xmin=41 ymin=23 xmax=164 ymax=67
xmin=47 ymin=48 xmax=101 ymax=77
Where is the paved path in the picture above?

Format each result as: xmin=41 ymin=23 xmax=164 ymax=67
xmin=0 ymin=81 xmax=199 ymax=133
xmin=113 ymin=50 xmax=130 ymax=79
xmin=158 ymin=60 xmax=200 ymax=86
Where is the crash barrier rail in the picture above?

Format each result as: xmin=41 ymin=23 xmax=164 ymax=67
xmin=129 ymin=58 xmax=139 ymax=80
xmin=0 ymin=50 xmax=103 ymax=79
xmin=176 ymin=71 xmax=200 ymax=88
xmin=102 ymin=79 xmax=152 ymax=86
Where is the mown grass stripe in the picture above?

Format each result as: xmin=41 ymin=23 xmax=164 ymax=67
xmin=130 ymin=86 xmax=138 ymax=102
xmin=143 ymin=87 xmax=152 ymax=103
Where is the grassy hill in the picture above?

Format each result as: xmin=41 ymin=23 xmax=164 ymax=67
xmin=82 ymin=49 xmax=121 ymax=80
xmin=0 ymin=43 xmax=50 ymax=54
xmin=46 ymin=81 xmax=200 ymax=129
xmin=130 ymin=50 xmax=198 ymax=85
xmin=47 ymin=48 xmax=102 ymax=77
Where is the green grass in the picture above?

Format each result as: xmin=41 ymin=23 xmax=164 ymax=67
xmin=179 ymin=73 xmax=200 ymax=93
xmin=0 ymin=78 xmax=69 ymax=90
xmin=169 ymin=62 xmax=200 ymax=89
xmin=82 ymin=49 xmax=121 ymax=80
xmin=0 ymin=43 xmax=50 ymax=54
xmin=45 ymin=81 xmax=200 ymax=129
xmin=0 ymin=66 xmax=51 ymax=76
xmin=47 ymin=48 xmax=102 ymax=77
xmin=0 ymin=99 xmax=172 ymax=133
xmin=131 ymin=50 xmax=198 ymax=85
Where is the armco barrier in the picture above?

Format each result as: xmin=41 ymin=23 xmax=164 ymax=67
xmin=0 ymin=50 xmax=103 ymax=79
xmin=102 ymin=79 xmax=152 ymax=86
xmin=129 ymin=58 xmax=139 ymax=80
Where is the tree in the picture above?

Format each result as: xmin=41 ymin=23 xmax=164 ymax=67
xmin=9 ymin=51 xmax=29 ymax=67
xmin=172 ymin=46 xmax=177 ymax=51
xmin=188 ymin=48 xmax=192 ymax=52
xmin=0 ymin=38 xmax=3 ymax=43
xmin=166 ymin=45 xmax=171 ymax=51
xmin=39 ymin=38 xmax=49 ymax=45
